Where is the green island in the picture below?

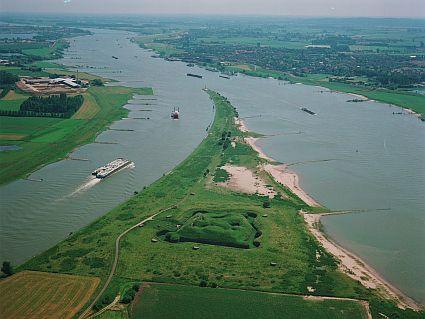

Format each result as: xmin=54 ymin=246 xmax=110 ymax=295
xmin=2 ymin=90 xmax=421 ymax=319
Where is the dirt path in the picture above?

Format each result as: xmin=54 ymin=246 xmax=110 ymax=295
xmin=78 ymin=204 xmax=179 ymax=319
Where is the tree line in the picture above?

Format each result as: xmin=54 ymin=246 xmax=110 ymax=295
xmin=0 ymin=93 xmax=84 ymax=118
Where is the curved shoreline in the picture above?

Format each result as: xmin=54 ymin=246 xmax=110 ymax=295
xmin=237 ymin=118 xmax=422 ymax=311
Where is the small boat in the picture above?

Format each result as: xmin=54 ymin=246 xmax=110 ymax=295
xmin=171 ymin=107 xmax=180 ymax=119
xmin=187 ymin=73 xmax=203 ymax=79
xmin=112 ymin=56 xmax=118 ymax=59
xmin=300 ymin=107 xmax=316 ymax=115
xmin=219 ymin=75 xmax=230 ymax=79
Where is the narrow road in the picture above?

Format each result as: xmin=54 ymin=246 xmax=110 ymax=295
xmin=78 ymin=204 xmax=176 ymax=319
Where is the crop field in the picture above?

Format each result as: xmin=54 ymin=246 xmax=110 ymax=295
xmin=0 ymin=90 xmax=29 ymax=111
xmin=0 ymin=85 xmax=152 ymax=185
xmin=0 ymin=271 xmax=100 ymax=319
xmin=131 ymin=283 xmax=368 ymax=319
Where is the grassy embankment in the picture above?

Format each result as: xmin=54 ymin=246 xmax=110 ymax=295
xmin=16 ymin=90 xmax=423 ymax=318
xmin=0 ymin=85 xmax=152 ymax=185
xmin=226 ymin=64 xmax=425 ymax=117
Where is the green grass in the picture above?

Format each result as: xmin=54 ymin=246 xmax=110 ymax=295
xmin=0 ymin=86 xmax=153 ymax=185
xmin=131 ymin=283 xmax=368 ymax=319
xmin=213 ymin=167 xmax=229 ymax=182
xmin=22 ymin=39 xmax=67 ymax=59
xmin=162 ymin=210 xmax=259 ymax=248
xmin=17 ymin=91 xmax=423 ymax=319
xmin=0 ymin=65 xmax=49 ymax=77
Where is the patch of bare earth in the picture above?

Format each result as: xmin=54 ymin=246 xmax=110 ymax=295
xmin=216 ymin=164 xmax=276 ymax=198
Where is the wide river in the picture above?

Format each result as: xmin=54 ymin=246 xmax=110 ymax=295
xmin=1 ymin=29 xmax=424 ymax=304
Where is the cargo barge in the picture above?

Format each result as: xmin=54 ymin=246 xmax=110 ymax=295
xmin=92 ymin=158 xmax=132 ymax=179
xmin=301 ymin=107 xmax=316 ymax=115
xmin=187 ymin=73 xmax=203 ymax=79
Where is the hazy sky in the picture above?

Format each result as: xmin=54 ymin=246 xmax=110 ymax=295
xmin=1 ymin=0 xmax=425 ymax=18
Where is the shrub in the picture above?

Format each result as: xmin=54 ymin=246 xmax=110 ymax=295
xmin=165 ymin=232 xmax=180 ymax=243
xmin=59 ymin=257 xmax=76 ymax=272
xmin=199 ymin=280 xmax=208 ymax=287
xmin=1 ymin=261 xmax=13 ymax=276
xmin=263 ymin=200 xmax=271 ymax=208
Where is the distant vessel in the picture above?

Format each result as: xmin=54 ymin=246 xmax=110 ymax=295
xmin=219 ymin=75 xmax=230 ymax=79
xmin=171 ymin=107 xmax=180 ymax=119
xmin=187 ymin=63 xmax=195 ymax=67
xmin=187 ymin=73 xmax=203 ymax=79
xmin=92 ymin=158 xmax=132 ymax=179
xmin=112 ymin=56 xmax=118 ymax=59
xmin=301 ymin=107 xmax=316 ymax=115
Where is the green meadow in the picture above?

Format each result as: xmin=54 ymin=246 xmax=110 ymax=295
xmin=0 ymin=86 xmax=153 ymax=185
xmin=131 ymin=283 xmax=368 ymax=319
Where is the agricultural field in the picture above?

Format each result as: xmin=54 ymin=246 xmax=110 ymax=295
xmin=0 ymin=271 xmax=99 ymax=319
xmin=0 ymin=90 xmax=30 ymax=111
xmin=131 ymin=283 xmax=369 ymax=319
xmin=0 ymin=85 xmax=153 ymax=185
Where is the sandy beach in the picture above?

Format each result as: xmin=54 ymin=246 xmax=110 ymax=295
xmin=302 ymin=211 xmax=421 ymax=311
xmin=236 ymin=117 xmax=422 ymax=311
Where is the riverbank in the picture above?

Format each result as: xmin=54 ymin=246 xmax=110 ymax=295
xmin=0 ymin=85 xmax=152 ymax=185
xmin=302 ymin=212 xmax=422 ymax=311
xmin=227 ymin=65 xmax=425 ymax=118
xmin=236 ymin=118 xmax=422 ymax=311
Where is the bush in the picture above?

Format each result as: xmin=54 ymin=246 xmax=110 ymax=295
xmin=199 ymin=280 xmax=208 ymax=287
xmin=59 ymin=257 xmax=76 ymax=272
xmin=263 ymin=200 xmax=271 ymax=208
xmin=1 ymin=261 xmax=13 ymax=276
xmin=165 ymin=232 xmax=180 ymax=243
xmin=90 ymin=78 xmax=104 ymax=86
xmin=82 ymin=257 xmax=106 ymax=268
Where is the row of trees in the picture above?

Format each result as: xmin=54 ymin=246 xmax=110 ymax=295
xmin=0 ymin=94 xmax=84 ymax=118
xmin=21 ymin=94 xmax=83 ymax=115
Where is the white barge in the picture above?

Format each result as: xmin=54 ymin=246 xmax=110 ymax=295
xmin=92 ymin=158 xmax=132 ymax=179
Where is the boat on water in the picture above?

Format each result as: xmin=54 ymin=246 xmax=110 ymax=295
xmin=112 ymin=56 xmax=118 ymax=59
xmin=92 ymin=158 xmax=132 ymax=179
xmin=187 ymin=73 xmax=203 ymax=79
xmin=300 ymin=107 xmax=316 ymax=115
xmin=171 ymin=107 xmax=180 ymax=119
xmin=219 ymin=75 xmax=231 ymax=79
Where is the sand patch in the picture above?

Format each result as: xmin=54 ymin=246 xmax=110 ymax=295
xmin=217 ymin=165 xmax=276 ymax=198
xmin=301 ymin=211 xmax=421 ymax=310
xmin=0 ymin=134 xmax=27 ymax=140
xmin=264 ymin=164 xmax=320 ymax=207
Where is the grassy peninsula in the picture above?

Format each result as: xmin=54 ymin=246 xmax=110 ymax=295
xmin=6 ymin=90 xmax=420 ymax=319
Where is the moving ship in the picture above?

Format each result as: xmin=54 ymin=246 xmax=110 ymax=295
xmin=112 ymin=56 xmax=119 ymax=59
xmin=300 ymin=107 xmax=316 ymax=115
xmin=219 ymin=74 xmax=231 ymax=79
xmin=171 ymin=107 xmax=180 ymax=119
xmin=186 ymin=73 xmax=203 ymax=79
xmin=92 ymin=158 xmax=132 ymax=179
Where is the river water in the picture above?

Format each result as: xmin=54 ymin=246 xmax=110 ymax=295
xmin=1 ymin=29 xmax=423 ymax=304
